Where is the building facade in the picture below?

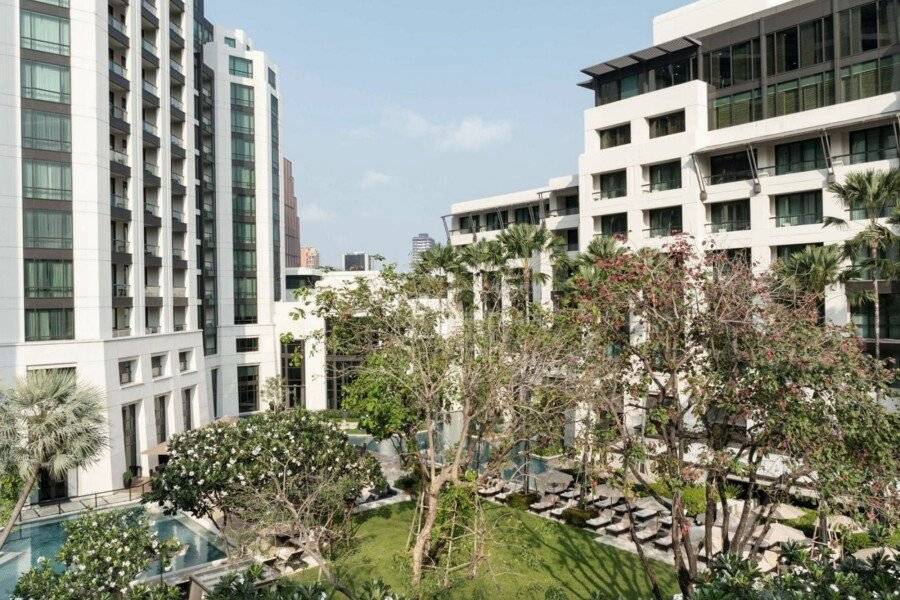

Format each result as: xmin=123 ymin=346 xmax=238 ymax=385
xmin=283 ymin=157 xmax=300 ymax=268
xmin=447 ymin=0 xmax=899 ymax=367
xmin=410 ymin=232 xmax=436 ymax=261
xmin=299 ymin=246 xmax=320 ymax=268
xmin=0 ymin=0 xmax=290 ymax=499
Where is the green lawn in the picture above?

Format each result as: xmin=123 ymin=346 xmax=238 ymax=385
xmin=301 ymin=502 xmax=678 ymax=600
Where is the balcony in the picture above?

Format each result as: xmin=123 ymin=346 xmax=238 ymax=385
xmin=141 ymin=0 xmax=157 ymax=16
xmin=109 ymin=61 xmax=127 ymax=79
xmin=169 ymin=22 xmax=184 ymax=38
xmin=113 ymin=327 xmax=131 ymax=338
xmin=171 ymin=135 xmax=184 ymax=149
xmin=172 ymin=208 xmax=185 ymax=221
xmin=25 ymin=286 xmax=73 ymax=299
xmin=26 ymin=234 xmax=72 ymax=249
xmin=148 ymin=326 xmax=161 ymax=336
xmin=170 ymin=59 xmax=184 ymax=76
xmin=111 ymin=239 xmax=129 ymax=253
xmin=704 ymin=170 xmax=754 ymax=186
xmin=144 ymin=243 xmax=159 ymax=257
xmin=834 ymin=147 xmax=899 ymax=167
xmin=170 ymin=96 xmax=185 ymax=112
xmin=172 ymin=172 xmax=185 ymax=186
xmin=173 ymin=248 xmax=186 ymax=260
xmin=145 ymin=285 xmax=161 ymax=297
xmin=142 ymin=79 xmax=159 ymax=100
xmin=110 ymin=193 xmax=129 ymax=209
xmin=108 ymin=15 xmax=127 ymax=36
xmin=643 ymin=179 xmax=681 ymax=193
xmin=706 ymin=220 xmax=751 ymax=233
xmin=173 ymin=286 xmax=186 ymax=297
xmin=109 ymin=105 xmax=129 ymax=132
xmin=143 ymin=121 xmax=159 ymax=137
xmin=774 ymin=213 xmax=823 ymax=227
xmin=645 ymin=226 xmax=683 ymax=238
xmin=141 ymin=38 xmax=157 ymax=57
xmin=174 ymin=323 xmax=187 ymax=332
xmin=112 ymin=283 xmax=131 ymax=297
xmin=109 ymin=148 xmax=129 ymax=166
xmin=144 ymin=162 xmax=159 ymax=177
xmin=144 ymin=200 xmax=159 ymax=215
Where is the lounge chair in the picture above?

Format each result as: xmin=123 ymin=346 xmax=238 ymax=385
xmin=478 ymin=482 xmax=504 ymax=496
xmin=595 ymin=496 xmax=622 ymax=509
xmin=586 ymin=510 xmax=614 ymax=529
xmin=561 ymin=488 xmax=580 ymax=500
xmin=633 ymin=507 xmax=659 ymax=520
xmin=634 ymin=525 xmax=660 ymax=543
xmin=654 ymin=535 xmax=673 ymax=549
xmin=606 ymin=518 xmax=632 ymax=535
xmin=495 ymin=489 xmax=514 ymax=501
xmin=549 ymin=501 xmax=576 ymax=518
xmin=529 ymin=495 xmax=559 ymax=512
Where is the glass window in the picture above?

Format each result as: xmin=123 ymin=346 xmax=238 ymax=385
xmin=709 ymin=151 xmax=753 ymax=184
xmin=236 ymin=337 xmax=259 ymax=352
xmin=709 ymin=89 xmax=763 ymax=130
xmin=23 ymin=159 xmax=71 ymax=201
xmin=233 ymin=249 xmax=257 ymax=270
xmin=600 ymin=213 xmax=628 ymax=238
xmin=767 ymin=72 xmax=833 ymax=116
xmin=267 ymin=67 xmax=277 ymax=89
xmin=232 ymin=165 xmax=255 ymax=188
xmin=774 ymin=138 xmax=826 ymax=175
xmin=598 ymin=170 xmax=627 ymax=199
xmin=840 ymin=2 xmax=880 ymax=57
xmin=776 ymin=243 xmax=822 ymax=260
xmin=237 ymin=365 xmax=259 ymax=413
xmin=21 ymin=11 xmax=69 ymax=55
xmin=879 ymin=0 xmax=900 ymax=46
xmin=879 ymin=53 xmax=900 ymax=93
xmin=852 ymin=293 xmax=900 ymax=339
xmin=842 ymin=59 xmax=880 ymax=101
xmin=231 ymin=109 xmax=254 ymax=134
xmin=234 ymin=277 xmax=257 ymax=299
xmin=849 ymin=124 xmax=898 ymax=164
xmin=648 ymin=161 xmax=682 ymax=192
xmin=224 ymin=36 xmax=236 ymax=48
xmin=24 ymin=209 xmax=72 ymax=248
xmin=599 ymin=123 xmax=630 ymax=149
xmin=647 ymin=206 xmax=683 ymax=237
xmin=229 ymin=56 xmax=253 ymax=77
xmin=709 ymin=199 xmax=751 ymax=232
xmin=233 ymin=194 xmax=256 ymax=216
xmin=230 ymin=83 xmax=254 ymax=108
xmin=22 ymin=109 xmax=71 ymax=152
xmin=25 ymin=308 xmax=73 ymax=341
xmin=182 ymin=388 xmax=193 ymax=431
xmin=24 ymin=259 xmax=73 ymax=298
xmin=775 ymin=191 xmax=823 ymax=226
xmin=648 ymin=110 xmax=685 ymax=139
xmin=21 ymin=61 xmax=70 ymax=103
xmin=231 ymin=136 xmax=255 ymax=160
xmin=233 ymin=222 xmax=256 ymax=243
xmin=154 ymin=395 xmax=168 ymax=443
xmin=652 ymin=58 xmax=692 ymax=90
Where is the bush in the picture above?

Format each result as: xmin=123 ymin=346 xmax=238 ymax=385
xmin=637 ymin=481 xmax=706 ymax=516
xmin=394 ymin=471 xmax=421 ymax=495
xmin=561 ymin=507 xmax=599 ymax=528
xmin=504 ymin=491 xmax=540 ymax=511
xmin=842 ymin=529 xmax=900 ymax=554
xmin=781 ymin=508 xmax=817 ymax=537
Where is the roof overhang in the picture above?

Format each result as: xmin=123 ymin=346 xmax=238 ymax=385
xmin=580 ymin=36 xmax=700 ymax=80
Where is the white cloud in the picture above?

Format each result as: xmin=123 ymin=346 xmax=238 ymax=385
xmin=388 ymin=109 xmax=512 ymax=152
xmin=360 ymin=170 xmax=395 ymax=189
xmin=301 ymin=202 xmax=334 ymax=223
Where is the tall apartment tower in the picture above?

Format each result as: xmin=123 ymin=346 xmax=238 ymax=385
xmin=410 ymin=232 xmax=435 ymax=261
xmin=448 ymin=0 xmax=900 ymax=367
xmin=0 ymin=0 xmax=284 ymax=500
xmin=283 ymin=158 xmax=301 ymax=267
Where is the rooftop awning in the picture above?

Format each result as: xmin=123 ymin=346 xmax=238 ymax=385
xmin=142 ymin=441 xmax=169 ymax=456
xmin=580 ymin=36 xmax=700 ymax=79
xmin=696 ymin=111 xmax=900 ymax=154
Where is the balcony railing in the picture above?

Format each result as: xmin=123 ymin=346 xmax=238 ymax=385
xmin=109 ymin=105 xmax=128 ymax=121
xmin=110 ymin=193 xmax=128 ymax=209
xmin=169 ymin=22 xmax=184 ymax=37
xmin=643 ymin=179 xmax=682 ymax=193
xmin=170 ymin=96 xmax=185 ymax=111
xmin=645 ymin=226 xmax=683 ymax=239
xmin=112 ymin=283 xmax=131 ymax=297
xmin=109 ymin=61 xmax=127 ymax=78
xmin=141 ymin=38 xmax=157 ymax=55
xmin=26 ymin=235 xmax=72 ymax=249
xmin=774 ymin=213 xmax=822 ymax=227
xmin=174 ymin=324 xmax=187 ymax=332
xmin=173 ymin=248 xmax=185 ymax=259
xmin=145 ymin=243 xmax=159 ymax=256
xmin=148 ymin=327 xmax=161 ymax=336
xmin=119 ymin=369 xmax=133 ymax=385
xmin=594 ymin=189 xmax=627 ymax=200
xmin=170 ymin=60 xmax=184 ymax=75
xmin=22 ymin=36 xmax=69 ymax=55
xmin=833 ymin=147 xmax=899 ymax=166
xmin=704 ymin=170 xmax=753 ymax=185
xmin=142 ymin=0 xmax=157 ymax=15
xmin=113 ymin=327 xmax=131 ymax=338
xmin=25 ymin=286 xmax=73 ymax=299
xmin=144 ymin=201 xmax=159 ymax=215
xmin=112 ymin=239 xmax=129 ymax=253
xmin=171 ymin=135 xmax=184 ymax=149
xmin=108 ymin=15 xmax=127 ymax=35
xmin=172 ymin=208 xmax=185 ymax=221
xmin=142 ymin=79 xmax=158 ymax=96
xmin=173 ymin=286 xmax=186 ymax=297
xmin=143 ymin=121 xmax=159 ymax=136
xmin=706 ymin=220 xmax=751 ymax=233
xmin=144 ymin=162 xmax=159 ymax=176
xmin=110 ymin=148 xmax=129 ymax=165
xmin=145 ymin=285 xmax=161 ymax=297
xmin=172 ymin=172 xmax=185 ymax=186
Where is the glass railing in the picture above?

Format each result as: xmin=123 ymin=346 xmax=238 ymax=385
xmin=26 ymin=235 xmax=72 ymax=249
xmin=145 ymin=285 xmax=161 ymax=297
xmin=170 ymin=60 xmax=184 ymax=75
xmin=110 ymin=193 xmax=128 ymax=209
xmin=834 ymin=147 xmax=899 ymax=166
xmin=707 ymin=220 xmax=751 ymax=233
xmin=704 ymin=170 xmax=753 ymax=185
xmin=173 ymin=286 xmax=186 ymax=297
xmin=644 ymin=179 xmax=682 ymax=193
xmin=774 ymin=213 xmax=822 ymax=227
xmin=141 ymin=38 xmax=157 ymax=55
xmin=141 ymin=0 xmax=157 ymax=15
xmin=760 ymin=160 xmax=827 ymax=177
xmin=112 ymin=239 xmax=129 ymax=253
xmin=170 ymin=96 xmax=184 ymax=111
xmin=25 ymin=286 xmax=73 ymax=299
xmin=22 ymin=86 xmax=70 ymax=103
xmin=21 ymin=37 xmax=69 ymax=55
xmin=645 ymin=226 xmax=683 ymax=238
xmin=110 ymin=148 xmax=129 ymax=165
xmin=23 ymin=136 xmax=71 ymax=152
xmin=23 ymin=186 xmax=71 ymax=201
xmin=173 ymin=248 xmax=185 ymax=259
xmin=144 ymin=243 xmax=159 ymax=256
xmin=109 ymin=105 xmax=127 ymax=121
xmin=170 ymin=134 xmax=184 ymax=148
xmin=170 ymin=22 xmax=184 ymax=38
xmin=108 ymin=16 xmax=126 ymax=35
xmin=144 ymin=201 xmax=159 ymax=215
xmin=113 ymin=327 xmax=131 ymax=338
xmin=172 ymin=208 xmax=185 ymax=221
xmin=109 ymin=61 xmax=127 ymax=78
xmin=142 ymin=79 xmax=158 ymax=96
xmin=143 ymin=121 xmax=159 ymax=136
xmin=172 ymin=172 xmax=185 ymax=186
xmin=144 ymin=162 xmax=159 ymax=176
xmin=112 ymin=283 xmax=131 ymax=297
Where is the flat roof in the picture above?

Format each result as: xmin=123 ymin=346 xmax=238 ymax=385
xmin=580 ymin=36 xmax=700 ymax=80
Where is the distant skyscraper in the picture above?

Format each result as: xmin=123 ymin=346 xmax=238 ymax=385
xmin=299 ymin=247 xmax=320 ymax=268
xmin=343 ymin=252 xmax=372 ymax=272
xmin=411 ymin=233 xmax=436 ymax=260
xmin=283 ymin=158 xmax=301 ymax=267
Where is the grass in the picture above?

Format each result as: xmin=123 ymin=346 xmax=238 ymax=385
xmin=300 ymin=502 xmax=678 ymax=600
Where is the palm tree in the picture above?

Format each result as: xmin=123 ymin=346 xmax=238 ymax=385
xmin=497 ymin=223 xmax=564 ymax=319
xmin=459 ymin=239 xmax=506 ymax=317
xmin=0 ymin=370 xmax=106 ymax=549
xmin=825 ymin=169 xmax=900 ymax=360
xmin=413 ymin=243 xmax=462 ymax=300
xmin=772 ymin=245 xmax=843 ymax=313
xmin=578 ymin=236 xmax=627 ymax=267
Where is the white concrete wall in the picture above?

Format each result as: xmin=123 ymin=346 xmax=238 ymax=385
xmin=652 ymin=0 xmax=800 ymax=43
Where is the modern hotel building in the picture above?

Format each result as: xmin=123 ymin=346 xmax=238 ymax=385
xmin=447 ymin=0 xmax=899 ymax=366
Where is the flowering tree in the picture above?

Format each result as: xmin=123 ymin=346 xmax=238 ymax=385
xmin=144 ymin=410 xmax=381 ymax=590
xmin=13 ymin=508 xmax=181 ymax=600
xmin=571 ymin=241 xmax=899 ymax=598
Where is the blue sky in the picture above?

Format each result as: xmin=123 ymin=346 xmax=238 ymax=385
xmin=207 ymin=0 xmax=686 ymax=268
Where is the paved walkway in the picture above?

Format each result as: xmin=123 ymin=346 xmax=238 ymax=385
xmin=18 ymin=489 xmax=143 ymax=524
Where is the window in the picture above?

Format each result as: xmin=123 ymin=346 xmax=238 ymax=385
xmin=233 ymin=194 xmax=255 ymax=216
xmin=24 ymin=259 xmax=73 ymax=298
xmin=598 ymin=59 xmax=694 ymax=103
xmin=25 ymin=308 xmax=73 ymax=341
xmin=233 ymin=249 xmax=257 ymax=271
xmin=775 ymin=138 xmax=826 ymax=175
xmin=849 ymin=124 xmax=898 ymax=164
xmin=842 ymin=55 xmax=900 ymax=101
xmin=21 ymin=11 xmax=70 ymax=55
xmin=233 ymin=222 xmax=256 ymax=244
xmin=647 ymin=206 xmax=683 ymax=238
xmin=598 ymin=123 xmax=630 ymax=149
xmin=647 ymin=161 xmax=682 ymax=192
xmin=268 ymin=67 xmax=277 ymax=89
xmin=21 ymin=61 xmax=70 ymax=103
xmin=600 ymin=213 xmax=627 ymax=238
xmin=880 ymin=0 xmax=900 ymax=46
xmin=709 ymin=199 xmax=751 ymax=232
xmin=709 ymin=151 xmax=753 ymax=185
xmin=23 ymin=159 xmax=71 ymax=201
xmin=484 ymin=211 xmax=506 ymax=231
xmin=22 ymin=109 xmax=71 ymax=152
xmin=766 ymin=72 xmax=834 ymax=117
xmin=709 ymin=89 xmax=763 ymax=130
xmin=556 ymin=228 xmax=579 ymax=251
xmin=326 ymin=356 xmax=361 ymax=410
xmin=229 ymin=56 xmax=253 ymax=77
xmin=232 ymin=165 xmax=255 ymax=189
xmin=281 ymin=340 xmax=305 ymax=408
xmin=852 ymin=294 xmax=900 ymax=339
xmin=231 ymin=109 xmax=254 ymax=134
xmin=210 ymin=368 xmax=219 ymax=419
xmin=597 ymin=170 xmax=627 ymax=199
xmin=178 ymin=350 xmax=190 ymax=372
xmin=154 ymin=395 xmax=168 ymax=443
xmin=119 ymin=360 xmax=134 ymax=385
xmin=459 ymin=214 xmax=479 ymax=234
xmin=224 ymin=36 xmax=236 ymax=48
xmin=775 ymin=191 xmax=823 ymax=227
xmin=151 ymin=354 xmax=165 ymax=378
xmin=775 ymin=243 xmax=822 ymax=260
xmin=234 ymin=277 xmax=257 ymax=299
xmin=230 ymin=83 xmax=254 ymax=108
xmin=648 ymin=111 xmax=685 ymax=139
xmin=840 ymin=2 xmax=880 ymax=58
xmin=24 ymin=209 xmax=72 ymax=248
xmin=181 ymin=388 xmax=193 ymax=431
xmin=650 ymin=58 xmax=693 ymax=91
xmin=237 ymin=365 xmax=259 ymax=413
xmin=705 ymin=39 xmax=761 ymax=88
xmin=236 ymin=337 xmax=259 ymax=352
xmin=234 ymin=301 xmax=257 ymax=325
xmin=231 ymin=137 xmax=255 ymax=161
xmin=557 ymin=195 xmax=579 ymax=216
xmin=766 ymin=17 xmax=833 ymax=75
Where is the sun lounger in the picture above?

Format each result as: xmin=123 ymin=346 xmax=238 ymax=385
xmin=634 ymin=526 xmax=660 ymax=543
xmin=529 ymin=495 xmax=559 ymax=512
xmin=654 ymin=535 xmax=673 ymax=549
xmin=495 ymin=490 xmax=513 ymax=501
xmin=478 ymin=482 xmax=504 ymax=496
xmin=606 ymin=519 xmax=632 ymax=535
xmin=595 ymin=496 xmax=621 ymax=509
xmin=633 ymin=507 xmax=659 ymax=520
xmin=586 ymin=511 xmax=614 ymax=529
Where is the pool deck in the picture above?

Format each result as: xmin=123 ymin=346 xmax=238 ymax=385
xmin=18 ymin=489 xmax=142 ymax=525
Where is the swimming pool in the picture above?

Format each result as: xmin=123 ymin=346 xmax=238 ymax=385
xmin=0 ymin=510 xmax=225 ymax=599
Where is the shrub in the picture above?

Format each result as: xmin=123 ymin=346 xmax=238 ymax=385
xmin=781 ymin=508 xmax=817 ymax=537
xmin=638 ymin=481 xmax=706 ymax=516
xmin=504 ymin=491 xmax=540 ymax=511
xmin=561 ymin=507 xmax=598 ymax=528
xmin=394 ymin=471 xmax=421 ymax=495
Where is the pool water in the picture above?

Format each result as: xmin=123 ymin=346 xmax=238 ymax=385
xmin=0 ymin=511 xmax=225 ymax=599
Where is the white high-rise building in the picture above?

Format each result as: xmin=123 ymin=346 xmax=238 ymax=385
xmin=0 ymin=0 xmax=289 ymax=499
xmin=410 ymin=232 xmax=435 ymax=261
xmin=447 ymin=0 xmax=900 ymax=367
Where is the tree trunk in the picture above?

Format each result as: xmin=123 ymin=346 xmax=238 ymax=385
xmin=411 ymin=483 xmax=441 ymax=586
xmin=0 ymin=467 xmax=39 ymax=550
